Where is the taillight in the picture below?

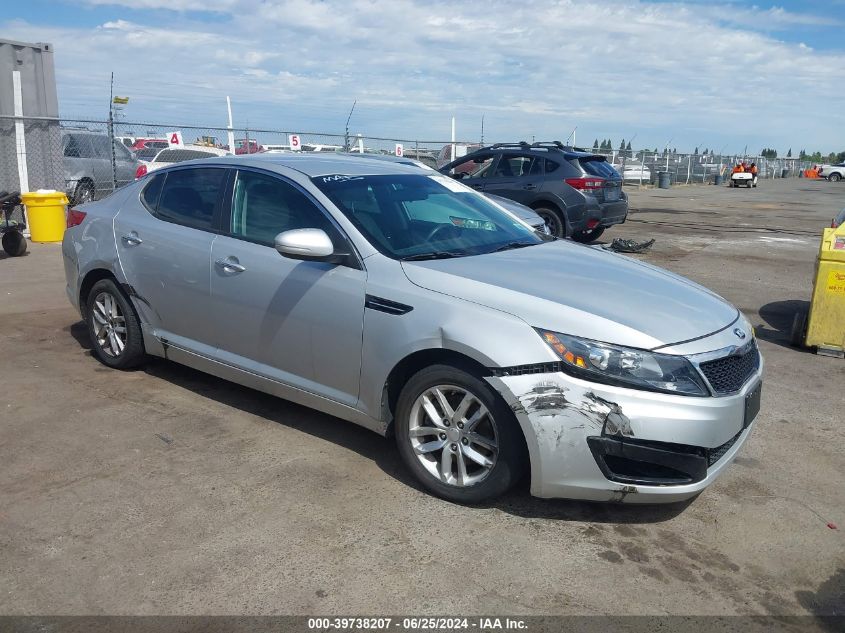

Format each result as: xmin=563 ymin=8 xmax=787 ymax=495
xmin=587 ymin=218 xmax=600 ymax=229
xmin=565 ymin=177 xmax=605 ymax=190
xmin=135 ymin=164 xmax=148 ymax=179
xmin=67 ymin=208 xmax=87 ymax=228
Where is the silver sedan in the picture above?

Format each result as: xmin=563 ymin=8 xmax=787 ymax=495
xmin=62 ymin=154 xmax=763 ymax=504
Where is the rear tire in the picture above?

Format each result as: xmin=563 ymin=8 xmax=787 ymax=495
xmin=830 ymin=173 xmax=842 ymax=182
xmin=395 ymin=364 xmax=526 ymax=504
xmin=2 ymin=231 xmax=27 ymax=256
xmin=534 ymin=206 xmax=566 ymax=238
xmin=85 ymin=278 xmax=146 ymax=369
xmin=572 ymin=226 xmax=605 ymax=243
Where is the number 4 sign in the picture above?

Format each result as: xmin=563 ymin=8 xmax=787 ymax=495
xmin=167 ymin=131 xmax=184 ymax=147
xmin=395 ymin=144 xmax=404 ymax=157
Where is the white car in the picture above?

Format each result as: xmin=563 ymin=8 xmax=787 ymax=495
xmin=614 ymin=162 xmax=652 ymax=183
xmin=135 ymin=145 xmax=230 ymax=179
xmin=819 ymin=162 xmax=845 ymax=182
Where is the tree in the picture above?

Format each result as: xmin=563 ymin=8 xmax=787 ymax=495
xmin=787 ymin=148 xmax=792 ymax=158
xmin=619 ymin=138 xmax=626 ymax=151
xmin=799 ymin=149 xmax=806 ymax=160
xmin=626 ymin=141 xmax=632 ymax=151
xmin=599 ymin=140 xmax=606 ymax=150
xmin=654 ymin=147 xmax=658 ymax=154
xmin=593 ymin=139 xmax=599 ymax=149
xmin=694 ymin=147 xmax=699 ymax=155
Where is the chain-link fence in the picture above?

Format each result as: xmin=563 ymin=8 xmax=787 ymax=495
xmin=585 ymin=147 xmax=810 ymax=186
xmin=0 ymin=114 xmax=815 ymax=219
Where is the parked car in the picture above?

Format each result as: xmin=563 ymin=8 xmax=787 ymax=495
xmin=63 ymin=153 xmax=762 ymax=504
xmin=134 ymin=145 xmax=230 ymax=179
xmin=831 ymin=207 xmax=845 ymax=228
xmin=131 ymin=138 xmax=169 ymax=151
xmin=338 ymin=152 xmax=548 ymax=234
xmin=436 ymin=143 xmax=483 ymax=169
xmin=613 ymin=161 xmax=652 ymax=183
xmin=234 ymin=140 xmax=264 ymax=155
xmin=818 ymin=162 xmax=845 ymax=182
xmin=440 ymin=142 xmax=628 ymax=242
xmin=62 ymin=131 xmax=142 ymax=204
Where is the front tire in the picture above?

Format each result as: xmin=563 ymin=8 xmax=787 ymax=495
xmin=572 ymin=226 xmax=606 ymax=243
xmin=85 ymin=279 xmax=146 ymax=369
xmin=830 ymin=173 xmax=842 ymax=182
xmin=73 ymin=180 xmax=95 ymax=205
xmin=395 ymin=364 xmax=526 ymax=503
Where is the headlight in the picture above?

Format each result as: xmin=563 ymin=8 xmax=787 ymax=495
xmin=537 ymin=329 xmax=709 ymax=396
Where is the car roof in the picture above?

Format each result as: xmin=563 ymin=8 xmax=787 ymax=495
xmin=192 ymin=153 xmax=426 ymax=177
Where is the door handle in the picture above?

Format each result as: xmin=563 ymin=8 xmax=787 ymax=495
xmin=522 ymin=184 xmax=537 ymax=190
xmin=121 ymin=233 xmax=142 ymax=246
xmin=215 ymin=258 xmax=246 ymax=274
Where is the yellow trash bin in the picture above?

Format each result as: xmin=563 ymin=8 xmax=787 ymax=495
xmin=795 ymin=222 xmax=845 ymax=357
xmin=21 ymin=190 xmax=69 ymax=243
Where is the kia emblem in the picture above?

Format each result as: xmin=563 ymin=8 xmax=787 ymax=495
xmin=734 ymin=328 xmax=746 ymax=340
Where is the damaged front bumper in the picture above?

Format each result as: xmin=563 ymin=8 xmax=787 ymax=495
xmin=487 ymin=363 xmax=763 ymax=503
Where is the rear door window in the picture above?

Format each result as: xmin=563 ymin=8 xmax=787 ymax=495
xmin=155 ymin=167 xmax=226 ymax=231
xmin=63 ymin=135 xmax=82 ymax=158
xmin=140 ymin=172 xmax=166 ymax=212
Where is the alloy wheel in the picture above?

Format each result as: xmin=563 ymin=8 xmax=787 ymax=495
xmin=407 ymin=384 xmax=499 ymax=487
xmin=91 ymin=291 xmax=127 ymax=357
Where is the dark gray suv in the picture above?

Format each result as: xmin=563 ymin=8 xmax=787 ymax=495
xmin=440 ymin=142 xmax=628 ymax=242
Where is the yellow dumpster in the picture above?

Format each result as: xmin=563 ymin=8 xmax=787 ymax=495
xmin=20 ymin=190 xmax=69 ymax=243
xmin=792 ymin=222 xmax=845 ymax=357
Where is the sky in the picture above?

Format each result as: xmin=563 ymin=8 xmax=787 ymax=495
xmin=3 ymin=0 xmax=844 ymax=154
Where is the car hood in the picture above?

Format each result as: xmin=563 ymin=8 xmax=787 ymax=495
xmin=401 ymin=240 xmax=739 ymax=350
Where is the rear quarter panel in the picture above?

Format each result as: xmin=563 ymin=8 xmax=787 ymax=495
xmin=67 ymin=185 xmax=137 ymax=313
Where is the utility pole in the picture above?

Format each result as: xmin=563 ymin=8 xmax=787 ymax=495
xmin=344 ymin=100 xmax=357 ymax=151
xmin=480 ymin=114 xmax=484 ymax=145
xmin=108 ymin=72 xmax=117 ymax=194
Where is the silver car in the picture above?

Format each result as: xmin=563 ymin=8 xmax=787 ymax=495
xmin=62 ymin=154 xmax=763 ymax=504
xmin=62 ymin=131 xmax=141 ymax=204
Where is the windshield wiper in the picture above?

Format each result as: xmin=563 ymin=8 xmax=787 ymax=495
xmin=489 ymin=241 xmax=537 ymax=253
xmin=401 ymin=251 xmax=466 ymax=261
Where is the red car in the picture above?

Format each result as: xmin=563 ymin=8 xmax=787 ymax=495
xmin=234 ymin=139 xmax=264 ymax=155
xmin=131 ymin=138 xmax=169 ymax=151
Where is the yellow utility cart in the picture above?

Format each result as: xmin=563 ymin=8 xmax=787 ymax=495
xmin=792 ymin=222 xmax=845 ymax=357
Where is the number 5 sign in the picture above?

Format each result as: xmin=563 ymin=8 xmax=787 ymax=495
xmin=395 ymin=144 xmax=404 ymax=157
xmin=167 ymin=131 xmax=184 ymax=147
xmin=289 ymin=134 xmax=301 ymax=151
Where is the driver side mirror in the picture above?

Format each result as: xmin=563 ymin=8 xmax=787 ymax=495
xmin=274 ymin=228 xmax=347 ymax=264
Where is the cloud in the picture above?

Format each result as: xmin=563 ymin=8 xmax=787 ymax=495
xmin=2 ymin=0 xmax=843 ymax=152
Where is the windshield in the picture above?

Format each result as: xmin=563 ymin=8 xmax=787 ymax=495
xmin=312 ymin=173 xmax=543 ymax=259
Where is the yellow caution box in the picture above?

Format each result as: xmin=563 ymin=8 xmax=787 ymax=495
xmin=804 ymin=224 xmax=845 ymax=357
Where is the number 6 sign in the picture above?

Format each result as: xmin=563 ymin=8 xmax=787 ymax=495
xmin=395 ymin=144 xmax=404 ymax=157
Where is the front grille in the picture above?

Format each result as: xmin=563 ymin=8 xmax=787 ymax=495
xmin=698 ymin=341 xmax=759 ymax=394
xmin=707 ymin=429 xmax=742 ymax=466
